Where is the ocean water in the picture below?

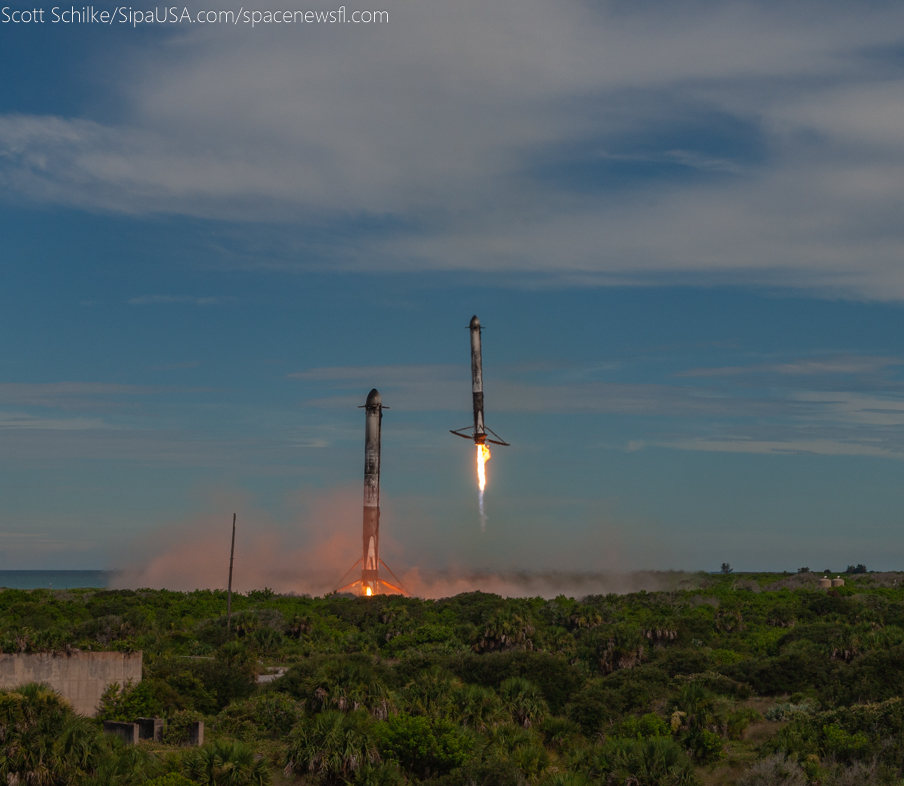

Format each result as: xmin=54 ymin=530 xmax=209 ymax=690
xmin=0 ymin=570 xmax=112 ymax=590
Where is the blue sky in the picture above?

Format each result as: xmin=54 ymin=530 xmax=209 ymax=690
xmin=3 ymin=0 xmax=904 ymax=586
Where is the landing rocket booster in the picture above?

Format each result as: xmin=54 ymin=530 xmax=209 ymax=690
xmin=361 ymin=388 xmax=383 ymax=590
xmin=334 ymin=388 xmax=408 ymax=596
xmin=451 ymin=315 xmax=509 ymax=447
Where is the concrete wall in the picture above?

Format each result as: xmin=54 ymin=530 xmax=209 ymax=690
xmin=0 ymin=651 xmax=142 ymax=716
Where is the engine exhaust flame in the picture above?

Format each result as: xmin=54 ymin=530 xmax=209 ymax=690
xmin=477 ymin=444 xmax=491 ymax=492
xmin=365 ymin=586 xmax=373 ymax=596
xmin=477 ymin=443 xmax=491 ymax=532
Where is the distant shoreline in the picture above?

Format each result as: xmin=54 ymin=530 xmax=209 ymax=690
xmin=0 ymin=570 xmax=111 ymax=590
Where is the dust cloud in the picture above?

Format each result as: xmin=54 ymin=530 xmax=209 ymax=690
xmin=109 ymin=486 xmax=701 ymax=599
xmin=398 ymin=568 xmax=703 ymax=599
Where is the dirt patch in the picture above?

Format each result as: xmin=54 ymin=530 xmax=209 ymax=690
xmin=744 ymin=720 xmax=787 ymax=746
xmin=699 ymin=759 xmax=753 ymax=786
xmin=740 ymin=696 xmax=787 ymax=715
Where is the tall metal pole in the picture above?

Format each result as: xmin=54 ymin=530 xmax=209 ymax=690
xmin=362 ymin=389 xmax=383 ymax=594
xmin=227 ymin=512 xmax=236 ymax=631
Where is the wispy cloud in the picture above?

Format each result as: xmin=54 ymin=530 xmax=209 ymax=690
xmin=0 ymin=382 xmax=159 ymax=411
xmin=0 ymin=412 xmax=112 ymax=431
xmin=294 ymin=360 xmax=904 ymax=459
xmin=679 ymin=355 xmax=904 ymax=378
xmin=127 ymin=295 xmax=231 ymax=306
xmin=656 ymin=437 xmax=899 ymax=459
xmin=2 ymin=2 xmax=904 ymax=295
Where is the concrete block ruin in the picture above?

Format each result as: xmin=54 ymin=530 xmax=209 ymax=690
xmin=103 ymin=721 xmax=139 ymax=745
xmin=0 ymin=651 xmax=142 ymax=716
xmin=189 ymin=720 xmax=204 ymax=746
xmin=137 ymin=717 xmax=164 ymax=741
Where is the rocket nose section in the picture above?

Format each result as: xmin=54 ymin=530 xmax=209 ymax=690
xmin=366 ymin=388 xmax=382 ymax=407
xmin=469 ymin=315 xmax=481 ymax=329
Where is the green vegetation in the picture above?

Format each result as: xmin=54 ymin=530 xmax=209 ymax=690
xmin=3 ymin=571 xmax=904 ymax=784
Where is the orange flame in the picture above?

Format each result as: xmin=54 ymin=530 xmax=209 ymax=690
xmin=365 ymin=586 xmax=373 ymax=596
xmin=476 ymin=443 xmax=491 ymax=492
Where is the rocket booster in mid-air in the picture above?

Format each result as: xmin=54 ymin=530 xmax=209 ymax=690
xmin=451 ymin=315 xmax=509 ymax=446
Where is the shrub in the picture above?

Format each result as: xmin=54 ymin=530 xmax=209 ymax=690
xmin=586 ymin=736 xmax=699 ymax=786
xmin=216 ymin=692 xmax=303 ymax=740
xmin=350 ymin=761 xmax=408 ymax=786
xmin=285 ymin=710 xmax=379 ymax=784
xmin=429 ymin=757 xmax=526 ymax=786
xmin=451 ymin=651 xmax=583 ymax=713
xmin=765 ymin=702 xmax=814 ymax=722
xmin=301 ymin=659 xmax=395 ymax=719
xmin=144 ymin=776 xmax=199 ymax=786
xmin=498 ymin=677 xmax=548 ymax=728
xmin=538 ymin=774 xmax=593 ymax=786
xmin=821 ymin=723 xmax=872 ymax=763
xmin=144 ymin=775 xmax=199 ymax=786
xmin=737 ymin=754 xmax=806 ymax=786
xmin=538 ymin=716 xmax=582 ymax=750
xmin=96 ymin=679 xmax=163 ymax=722
xmin=727 ymin=707 xmax=763 ymax=739
xmin=163 ymin=709 xmax=205 ymax=745
xmin=183 ymin=738 xmax=270 ymax=786
xmin=374 ymin=712 xmax=472 ymax=778
xmin=683 ymin=728 xmax=724 ymax=763
xmin=0 ymin=684 xmax=110 ymax=786
xmin=611 ymin=712 xmax=670 ymax=740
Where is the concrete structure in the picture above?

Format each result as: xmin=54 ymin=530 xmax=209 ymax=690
xmin=189 ymin=720 xmax=204 ymax=746
xmin=0 ymin=651 xmax=142 ymax=716
xmin=103 ymin=721 xmax=139 ymax=745
xmin=137 ymin=717 xmax=164 ymax=741
xmin=819 ymin=577 xmax=832 ymax=589
xmin=832 ymin=577 xmax=845 ymax=587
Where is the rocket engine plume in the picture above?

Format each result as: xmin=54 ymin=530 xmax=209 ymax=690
xmin=477 ymin=443 xmax=491 ymax=493
xmin=477 ymin=443 xmax=491 ymax=531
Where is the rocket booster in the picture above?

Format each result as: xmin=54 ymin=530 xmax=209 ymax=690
xmin=451 ymin=315 xmax=509 ymax=447
xmin=334 ymin=388 xmax=407 ymax=597
xmin=470 ymin=315 xmax=486 ymax=444
xmin=362 ymin=388 xmax=382 ymax=587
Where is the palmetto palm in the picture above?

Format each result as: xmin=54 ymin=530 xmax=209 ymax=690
xmin=595 ymin=737 xmax=698 ymax=786
xmin=484 ymin=722 xmax=534 ymax=757
xmin=474 ymin=611 xmax=535 ymax=653
xmin=184 ymin=738 xmax=271 ymax=786
xmin=284 ymin=710 xmax=379 ymax=784
xmin=499 ymin=677 xmax=548 ymax=728
xmin=454 ymin=684 xmax=506 ymax=732
xmin=52 ymin=717 xmax=109 ymax=779
xmin=304 ymin=661 xmax=394 ymax=719
xmin=0 ymin=683 xmax=108 ymax=786
xmin=403 ymin=667 xmax=460 ymax=719
xmin=670 ymin=683 xmax=719 ymax=732
xmin=538 ymin=773 xmax=594 ymax=786
xmin=81 ymin=742 xmax=154 ymax=786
